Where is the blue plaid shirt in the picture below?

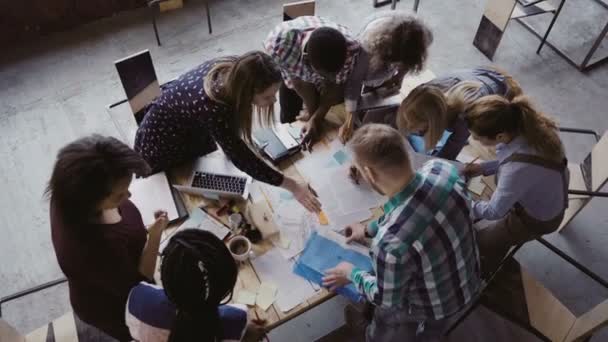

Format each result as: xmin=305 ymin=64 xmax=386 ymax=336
xmin=349 ymin=160 xmax=481 ymax=320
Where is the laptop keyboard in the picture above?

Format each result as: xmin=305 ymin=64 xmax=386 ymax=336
xmin=191 ymin=172 xmax=247 ymax=194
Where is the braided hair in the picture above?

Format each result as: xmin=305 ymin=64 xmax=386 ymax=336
xmin=161 ymin=229 xmax=238 ymax=342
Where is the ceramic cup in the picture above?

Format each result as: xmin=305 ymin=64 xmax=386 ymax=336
xmin=228 ymin=235 xmax=253 ymax=262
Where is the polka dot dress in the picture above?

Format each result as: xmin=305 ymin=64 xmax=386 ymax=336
xmin=134 ymin=57 xmax=283 ymax=186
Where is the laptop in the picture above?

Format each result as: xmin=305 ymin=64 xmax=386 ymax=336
xmin=173 ymin=150 xmax=253 ymax=200
xmin=253 ymin=123 xmax=301 ymax=164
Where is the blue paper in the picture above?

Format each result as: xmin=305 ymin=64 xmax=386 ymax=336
xmin=407 ymin=130 xmax=453 ymax=155
xmin=294 ymin=231 xmax=373 ymax=303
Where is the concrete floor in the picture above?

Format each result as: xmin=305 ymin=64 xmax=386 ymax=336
xmin=1 ymin=0 xmax=607 ymax=340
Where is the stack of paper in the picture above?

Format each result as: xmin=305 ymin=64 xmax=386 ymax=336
xmin=256 ymin=282 xmax=278 ymax=311
xmin=293 ymin=140 xmax=382 ymax=231
xmin=235 ymin=289 xmax=257 ymax=306
xmin=251 ymin=248 xmax=318 ymax=313
xmin=129 ymin=172 xmax=180 ymax=226
xmin=159 ymin=207 xmax=231 ymax=252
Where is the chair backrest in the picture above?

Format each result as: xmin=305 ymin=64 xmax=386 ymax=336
xmin=283 ymin=0 xmax=315 ymax=21
xmin=587 ymin=131 xmax=608 ymax=192
xmin=114 ymin=50 xmax=161 ymax=125
xmin=1 ymin=312 xmax=82 ymax=342
xmin=566 ymin=298 xmax=608 ymax=341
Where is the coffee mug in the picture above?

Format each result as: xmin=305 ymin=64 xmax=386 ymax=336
xmin=228 ymin=235 xmax=254 ymax=262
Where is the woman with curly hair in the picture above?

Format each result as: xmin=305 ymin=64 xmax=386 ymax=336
xmin=339 ymin=11 xmax=433 ymax=142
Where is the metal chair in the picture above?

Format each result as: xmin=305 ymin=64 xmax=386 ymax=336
xmin=372 ymin=0 xmax=420 ymax=12
xmin=558 ymin=128 xmax=608 ymax=232
xmin=149 ymin=0 xmax=212 ymax=46
xmin=445 ymin=238 xmax=608 ymax=341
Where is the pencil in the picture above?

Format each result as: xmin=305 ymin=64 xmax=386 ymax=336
xmin=260 ymin=187 xmax=274 ymax=212
xmin=254 ymin=309 xmax=261 ymax=321
xmin=466 ymin=156 xmax=480 ymax=167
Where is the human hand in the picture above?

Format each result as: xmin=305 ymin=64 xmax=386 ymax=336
xmin=243 ymin=319 xmax=268 ymax=342
xmin=338 ymin=120 xmax=354 ymax=144
xmin=461 ymin=163 xmax=483 ymax=179
xmin=344 ymin=223 xmax=367 ymax=243
xmin=322 ymin=262 xmax=354 ymax=291
xmin=349 ymin=165 xmax=359 ymax=185
xmin=300 ymin=119 xmax=322 ymax=151
xmin=295 ymin=110 xmax=311 ymax=121
xmin=154 ymin=210 xmax=168 ymax=220
xmin=148 ymin=212 xmax=169 ymax=236
xmin=285 ymin=178 xmax=321 ymax=213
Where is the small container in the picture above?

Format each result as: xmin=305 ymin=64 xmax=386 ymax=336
xmin=228 ymin=213 xmax=243 ymax=231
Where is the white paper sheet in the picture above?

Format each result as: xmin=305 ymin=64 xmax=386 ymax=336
xmin=129 ymin=172 xmax=179 ymax=226
xmin=467 ymin=176 xmax=486 ymax=196
xmin=251 ymin=248 xmax=318 ymax=313
xmin=159 ymin=207 xmax=231 ymax=252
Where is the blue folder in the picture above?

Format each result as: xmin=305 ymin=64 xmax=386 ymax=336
xmin=407 ymin=130 xmax=453 ymax=155
xmin=293 ymin=231 xmax=374 ymax=303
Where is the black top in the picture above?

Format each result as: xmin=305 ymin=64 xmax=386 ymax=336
xmin=50 ymin=200 xmax=148 ymax=341
xmin=134 ymin=56 xmax=284 ymax=186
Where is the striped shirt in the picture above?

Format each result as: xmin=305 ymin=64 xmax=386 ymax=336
xmin=349 ymin=160 xmax=481 ymax=320
xmin=125 ymin=282 xmax=248 ymax=342
xmin=263 ymin=16 xmax=360 ymax=89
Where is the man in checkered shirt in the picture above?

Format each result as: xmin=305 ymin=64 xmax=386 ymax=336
xmin=323 ymin=124 xmax=481 ymax=341
xmin=264 ymin=16 xmax=360 ymax=149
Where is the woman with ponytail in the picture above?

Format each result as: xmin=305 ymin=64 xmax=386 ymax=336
xmin=462 ymin=95 xmax=568 ymax=274
xmin=395 ymin=67 xmax=523 ymax=160
xmin=125 ymin=229 xmax=266 ymax=341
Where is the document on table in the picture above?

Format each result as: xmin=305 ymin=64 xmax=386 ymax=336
xmin=129 ymin=172 xmax=180 ymax=226
xmin=251 ymin=248 xmax=319 ymax=313
xmin=159 ymin=207 xmax=231 ymax=252
xmin=294 ymin=229 xmax=373 ymax=303
xmin=271 ymin=201 xmax=313 ymax=259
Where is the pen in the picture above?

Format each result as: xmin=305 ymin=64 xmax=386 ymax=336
xmin=466 ymin=156 xmax=480 ymax=168
xmin=260 ymin=187 xmax=274 ymax=212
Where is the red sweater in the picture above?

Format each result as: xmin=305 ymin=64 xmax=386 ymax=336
xmin=51 ymin=200 xmax=148 ymax=341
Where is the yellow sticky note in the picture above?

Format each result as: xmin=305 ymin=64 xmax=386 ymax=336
xmin=318 ymin=211 xmax=329 ymax=225
xmin=278 ymin=235 xmax=291 ymax=249
xmin=256 ymin=282 xmax=277 ymax=311
xmin=236 ymin=290 xmax=257 ymax=306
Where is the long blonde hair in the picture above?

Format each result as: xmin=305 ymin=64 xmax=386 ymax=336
xmin=203 ymin=51 xmax=281 ymax=143
xmin=466 ymin=95 xmax=565 ymax=162
xmin=396 ymin=81 xmax=481 ymax=149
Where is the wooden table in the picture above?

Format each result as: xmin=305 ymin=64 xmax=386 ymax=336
xmin=155 ymin=129 xmax=348 ymax=330
xmin=152 ymin=70 xmax=500 ymax=331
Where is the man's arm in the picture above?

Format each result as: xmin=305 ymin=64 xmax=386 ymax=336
xmin=350 ymin=247 xmax=412 ymax=306
xmin=292 ymin=79 xmax=319 ymax=117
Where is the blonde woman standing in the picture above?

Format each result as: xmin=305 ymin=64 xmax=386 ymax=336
xmin=396 ymin=67 xmax=522 ymax=160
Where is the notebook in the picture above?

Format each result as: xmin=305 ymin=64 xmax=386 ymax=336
xmin=129 ymin=172 xmax=188 ymax=226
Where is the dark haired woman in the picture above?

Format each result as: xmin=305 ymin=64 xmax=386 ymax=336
xmin=126 ymin=229 xmax=266 ymax=342
xmin=338 ymin=11 xmax=434 ymax=143
xmin=134 ymin=51 xmax=320 ymax=213
xmin=47 ymin=135 xmax=169 ymax=341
